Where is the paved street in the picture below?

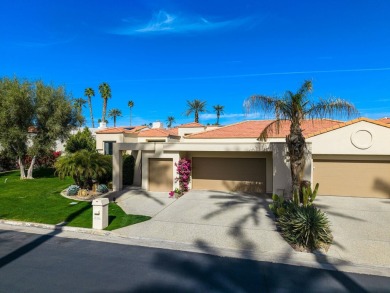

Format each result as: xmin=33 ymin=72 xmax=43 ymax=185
xmin=0 ymin=230 xmax=389 ymax=292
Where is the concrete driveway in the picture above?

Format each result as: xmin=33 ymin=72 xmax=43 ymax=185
xmin=111 ymin=188 xmax=390 ymax=270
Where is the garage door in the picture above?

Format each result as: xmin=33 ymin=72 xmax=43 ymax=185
xmin=313 ymin=160 xmax=390 ymax=198
xmin=192 ymin=157 xmax=266 ymax=193
xmin=148 ymin=158 xmax=173 ymax=192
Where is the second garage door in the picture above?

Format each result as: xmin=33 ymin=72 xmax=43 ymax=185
xmin=192 ymin=157 xmax=266 ymax=193
xmin=148 ymin=158 xmax=173 ymax=192
xmin=313 ymin=159 xmax=390 ymax=198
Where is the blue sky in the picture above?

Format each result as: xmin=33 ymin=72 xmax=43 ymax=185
xmin=1 ymin=0 xmax=390 ymax=127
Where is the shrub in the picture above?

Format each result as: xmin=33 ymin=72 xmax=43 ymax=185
xmin=0 ymin=151 xmax=17 ymax=171
xmin=269 ymin=194 xmax=291 ymax=217
xmin=67 ymin=185 xmax=80 ymax=196
xmin=277 ymin=205 xmax=333 ymax=251
xmin=96 ymin=184 xmax=109 ymax=193
xmin=122 ymin=154 xmax=135 ymax=185
xmin=55 ymin=150 xmax=111 ymax=189
xmin=65 ymin=128 xmax=96 ymax=153
xmin=95 ymin=155 xmax=112 ymax=184
xmin=23 ymin=151 xmax=61 ymax=168
xmin=175 ymin=158 xmax=191 ymax=193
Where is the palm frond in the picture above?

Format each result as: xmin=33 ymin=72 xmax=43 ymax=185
xmin=306 ymin=98 xmax=359 ymax=119
xmin=258 ymin=119 xmax=284 ymax=141
xmin=244 ymin=95 xmax=281 ymax=114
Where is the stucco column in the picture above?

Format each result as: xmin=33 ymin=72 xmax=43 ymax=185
xmin=113 ymin=143 xmax=123 ymax=191
xmin=272 ymin=143 xmax=292 ymax=197
xmin=132 ymin=150 xmax=142 ymax=186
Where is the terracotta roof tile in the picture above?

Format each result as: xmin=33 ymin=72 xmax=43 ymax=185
xmin=186 ymin=119 xmax=342 ymax=139
xmin=137 ymin=128 xmax=181 ymax=138
xmin=378 ymin=117 xmax=390 ymax=124
xmin=95 ymin=126 xmax=146 ymax=134
xmin=307 ymin=117 xmax=390 ymax=138
xmin=178 ymin=122 xmax=205 ymax=128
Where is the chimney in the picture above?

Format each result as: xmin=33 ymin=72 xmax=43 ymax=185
xmin=152 ymin=121 xmax=163 ymax=129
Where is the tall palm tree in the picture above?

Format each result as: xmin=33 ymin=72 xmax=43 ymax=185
xmin=166 ymin=116 xmax=175 ymax=128
xmin=213 ymin=104 xmax=224 ymax=125
xmin=84 ymin=88 xmax=95 ymax=128
xmin=108 ymin=108 xmax=122 ymax=127
xmin=244 ymin=80 xmax=357 ymax=201
xmin=73 ymin=98 xmax=87 ymax=127
xmin=128 ymin=100 xmax=134 ymax=126
xmin=98 ymin=82 xmax=112 ymax=123
xmin=185 ymin=99 xmax=207 ymax=123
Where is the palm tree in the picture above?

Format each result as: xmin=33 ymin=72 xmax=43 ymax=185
xmin=84 ymin=88 xmax=95 ymax=128
xmin=185 ymin=99 xmax=207 ymax=123
xmin=73 ymin=98 xmax=87 ymax=127
xmin=108 ymin=108 xmax=122 ymax=127
xmin=128 ymin=100 xmax=134 ymax=126
xmin=213 ymin=104 xmax=224 ymax=125
xmin=98 ymin=82 xmax=112 ymax=123
xmin=244 ymin=80 xmax=357 ymax=201
xmin=166 ymin=116 xmax=175 ymax=128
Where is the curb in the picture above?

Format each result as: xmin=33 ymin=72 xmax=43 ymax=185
xmin=1 ymin=220 xmax=390 ymax=278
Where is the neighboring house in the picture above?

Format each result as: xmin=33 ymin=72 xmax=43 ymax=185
xmin=378 ymin=117 xmax=390 ymax=125
xmin=97 ymin=118 xmax=390 ymax=199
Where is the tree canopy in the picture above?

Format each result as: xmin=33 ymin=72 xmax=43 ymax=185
xmin=185 ymin=99 xmax=207 ymax=123
xmin=0 ymin=77 xmax=78 ymax=179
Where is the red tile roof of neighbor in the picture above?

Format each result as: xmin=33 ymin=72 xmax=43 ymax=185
xmin=95 ymin=126 xmax=146 ymax=134
xmin=178 ymin=122 xmax=205 ymax=128
xmin=378 ymin=117 xmax=390 ymax=124
xmin=186 ymin=119 xmax=345 ymax=139
xmin=138 ymin=128 xmax=175 ymax=137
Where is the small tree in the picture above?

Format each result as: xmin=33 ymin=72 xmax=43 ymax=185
xmin=128 ymin=100 xmax=134 ymax=126
xmin=213 ymin=104 xmax=224 ymax=125
xmin=185 ymin=99 xmax=207 ymax=123
xmin=108 ymin=108 xmax=122 ymax=127
xmin=65 ymin=128 xmax=96 ymax=153
xmin=55 ymin=150 xmax=111 ymax=189
xmin=84 ymin=88 xmax=95 ymax=128
xmin=166 ymin=116 xmax=175 ymax=128
xmin=99 ymin=82 xmax=111 ymax=123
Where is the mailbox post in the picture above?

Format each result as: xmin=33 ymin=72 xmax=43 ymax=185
xmin=92 ymin=198 xmax=109 ymax=229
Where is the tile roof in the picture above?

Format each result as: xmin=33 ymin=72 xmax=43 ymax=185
xmin=95 ymin=126 xmax=146 ymax=134
xmin=178 ymin=122 xmax=205 ymax=128
xmin=137 ymin=128 xmax=181 ymax=138
xmin=377 ymin=117 xmax=390 ymax=124
xmin=307 ymin=117 xmax=390 ymax=138
xmin=186 ymin=119 xmax=343 ymax=139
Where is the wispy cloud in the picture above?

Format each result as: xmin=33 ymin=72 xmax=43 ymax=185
xmin=113 ymin=10 xmax=249 ymax=35
xmin=105 ymin=67 xmax=390 ymax=83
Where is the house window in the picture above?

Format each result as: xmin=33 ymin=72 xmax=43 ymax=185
xmin=104 ymin=141 xmax=115 ymax=155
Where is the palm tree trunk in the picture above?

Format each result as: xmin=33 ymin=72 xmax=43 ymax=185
xmin=216 ymin=113 xmax=220 ymax=125
xmin=195 ymin=111 xmax=199 ymax=123
xmin=114 ymin=116 xmax=116 ymax=127
xmin=102 ymin=98 xmax=107 ymax=122
xmin=130 ymin=108 xmax=132 ymax=126
xmin=18 ymin=157 xmax=26 ymax=179
xmin=26 ymin=156 xmax=36 ymax=179
xmin=88 ymin=97 xmax=95 ymax=128
xmin=286 ymin=122 xmax=306 ymax=202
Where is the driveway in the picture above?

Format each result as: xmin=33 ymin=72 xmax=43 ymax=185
xmin=113 ymin=189 xmax=292 ymax=255
xmin=111 ymin=188 xmax=390 ymax=270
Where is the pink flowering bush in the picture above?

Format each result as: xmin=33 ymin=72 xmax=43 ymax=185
xmin=175 ymin=158 xmax=191 ymax=193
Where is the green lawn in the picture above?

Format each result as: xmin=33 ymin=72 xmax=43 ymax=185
xmin=0 ymin=168 xmax=150 ymax=231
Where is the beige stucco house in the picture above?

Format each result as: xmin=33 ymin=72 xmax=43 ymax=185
xmin=95 ymin=118 xmax=390 ymax=199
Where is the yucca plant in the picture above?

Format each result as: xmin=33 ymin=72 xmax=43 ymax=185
xmin=55 ymin=150 xmax=111 ymax=189
xmin=277 ymin=205 xmax=333 ymax=251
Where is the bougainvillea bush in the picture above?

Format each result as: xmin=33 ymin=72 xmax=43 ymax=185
xmin=175 ymin=158 xmax=191 ymax=193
